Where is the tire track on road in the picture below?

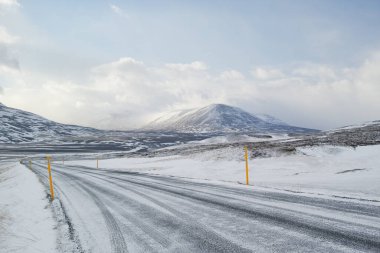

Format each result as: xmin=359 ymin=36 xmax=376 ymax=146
xmin=55 ymin=168 xmax=253 ymax=253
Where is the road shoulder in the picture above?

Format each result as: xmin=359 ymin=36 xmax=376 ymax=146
xmin=0 ymin=161 xmax=58 ymax=253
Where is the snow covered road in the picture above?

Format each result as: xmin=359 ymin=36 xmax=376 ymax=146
xmin=30 ymin=161 xmax=380 ymax=253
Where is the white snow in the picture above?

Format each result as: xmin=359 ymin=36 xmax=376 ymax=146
xmin=65 ymin=145 xmax=380 ymax=202
xmin=143 ymin=103 xmax=296 ymax=133
xmin=0 ymin=161 xmax=58 ymax=253
xmin=187 ymin=134 xmax=287 ymax=145
xmin=255 ymin=114 xmax=288 ymax=126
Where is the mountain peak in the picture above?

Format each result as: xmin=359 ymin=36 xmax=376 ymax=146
xmin=203 ymin=103 xmax=240 ymax=110
xmin=206 ymin=103 xmax=232 ymax=109
xmin=144 ymin=104 xmax=317 ymax=133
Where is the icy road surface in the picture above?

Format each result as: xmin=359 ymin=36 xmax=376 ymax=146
xmin=30 ymin=162 xmax=380 ymax=253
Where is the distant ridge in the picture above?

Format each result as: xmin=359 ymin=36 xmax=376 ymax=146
xmin=143 ymin=104 xmax=319 ymax=134
xmin=0 ymin=103 xmax=101 ymax=143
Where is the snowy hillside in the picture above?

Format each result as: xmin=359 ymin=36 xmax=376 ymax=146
xmin=255 ymin=113 xmax=288 ymax=126
xmin=0 ymin=103 xmax=101 ymax=143
xmin=144 ymin=104 xmax=317 ymax=134
xmin=328 ymin=120 xmax=380 ymax=133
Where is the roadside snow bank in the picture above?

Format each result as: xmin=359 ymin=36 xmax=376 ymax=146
xmin=252 ymin=145 xmax=380 ymax=200
xmin=65 ymin=145 xmax=380 ymax=201
xmin=0 ymin=161 xmax=57 ymax=253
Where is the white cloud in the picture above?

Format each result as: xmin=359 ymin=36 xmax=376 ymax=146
xmin=0 ymin=26 xmax=18 ymax=44
xmin=220 ymin=70 xmax=244 ymax=80
xmin=293 ymin=63 xmax=337 ymax=80
xmin=110 ymin=4 xmax=128 ymax=18
xmin=252 ymin=57 xmax=380 ymax=129
xmin=0 ymin=58 xmax=252 ymax=129
xmin=165 ymin=61 xmax=207 ymax=71
xmin=0 ymin=0 xmax=20 ymax=8
xmin=252 ymin=67 xmax=284 ymax=80
xmin=1 ymin=54 xmax=380 ymax=130
xmin=0 ymin=27 xmax=19 ymax=70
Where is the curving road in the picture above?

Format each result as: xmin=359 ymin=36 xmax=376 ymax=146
xmin=30 ymin=161 xmax=380 ymax=253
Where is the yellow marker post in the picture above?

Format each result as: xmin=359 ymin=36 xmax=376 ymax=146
xmin=29 ymin=160 xmax=32 ymax=169
xmin=244 ymin=146 xmax=249 ymax=185
xmin=46 ymin=156 xmax=55 ymax=200
xmin=97 ymin=159 xmax=99 ymax=169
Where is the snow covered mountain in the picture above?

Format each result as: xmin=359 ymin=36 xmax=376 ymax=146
xmin=144 ymin=104 xmax=318 ymax=133
xmin=255 ymin=114 xmax=288 ymax=126
xmin=0 ymin=103 xmax=101 ymax=143
xmin=0 ymin=102 xmax=318 ymax=144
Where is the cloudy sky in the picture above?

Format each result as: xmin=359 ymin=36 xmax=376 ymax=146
xmin=0 ymin=0 xmax=379 ymax=130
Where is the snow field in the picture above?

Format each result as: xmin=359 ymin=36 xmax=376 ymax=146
xmin=65 ymin=145 xmax=380 ymax=202
xmin=0 ymin=161 xmax=58 ymax=253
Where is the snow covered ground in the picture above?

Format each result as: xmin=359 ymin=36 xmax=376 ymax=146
xmin=0 ymin=161 xmax=57 ymax=253
xmin=65 ymin=144 xmax=380 ymax=202
xmin=31 ymin=157 xmax=380 ymax=252
xmin=1 ymin=143 xmax=379 ymax=252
